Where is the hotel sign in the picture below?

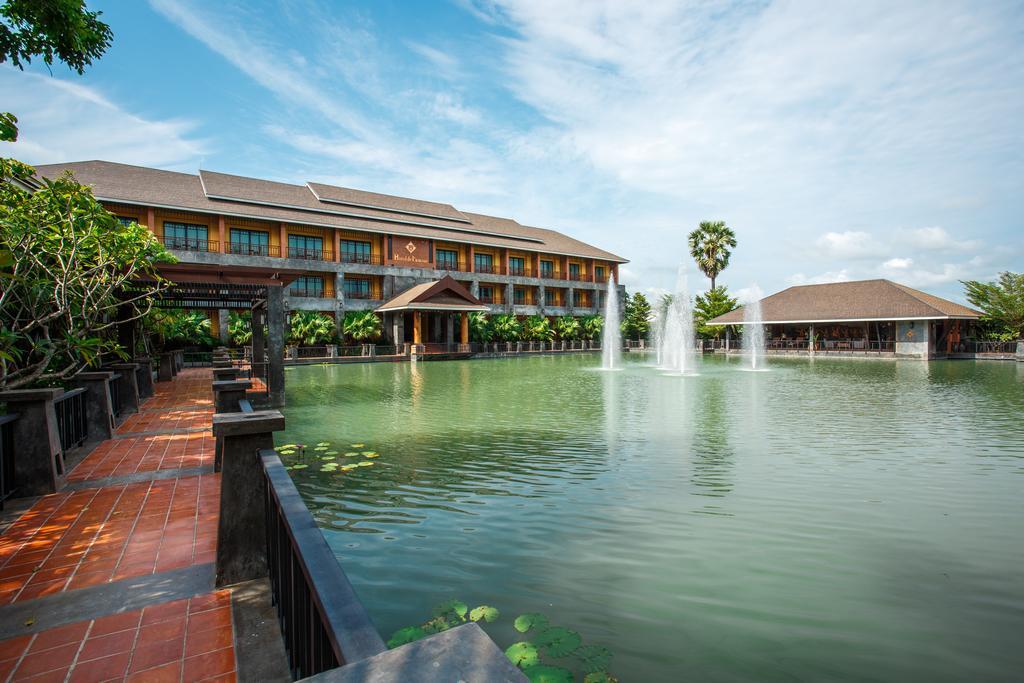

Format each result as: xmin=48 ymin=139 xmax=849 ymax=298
xmin=389 ymin=237 xmax=432 ymax=266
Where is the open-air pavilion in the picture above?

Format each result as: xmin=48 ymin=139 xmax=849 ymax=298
xmin=376 ymin=275 xmax=488 ymax=350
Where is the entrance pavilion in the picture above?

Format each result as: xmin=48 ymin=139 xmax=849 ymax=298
xmin=376 ymin=276 xmax=487 ymax=349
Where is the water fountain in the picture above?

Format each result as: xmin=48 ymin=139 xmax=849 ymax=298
xmin=743 ymin=285 xmax=766 ymax=371
xmin=601 ymin=275 xmax=621 ymax=370
xmin=657 ymin=272 xmax=698 ymax=375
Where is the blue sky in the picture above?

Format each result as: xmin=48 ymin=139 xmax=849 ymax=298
xmin=3 ymin=0 xmax=1023 ymax=302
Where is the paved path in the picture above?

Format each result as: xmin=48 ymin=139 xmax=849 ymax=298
xmin=0 ymin=369 xmax=239 ymax=682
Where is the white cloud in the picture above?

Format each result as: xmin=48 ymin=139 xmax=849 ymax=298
xmin=430 ymin=94 xmax=482 ymax=126
xmin=0 ymin=69 xmax=205 ymax=168
xmin=815 ymin=231 xmax=880 ymax=259
xmin=407 ymin=42 xmax=462 ymax=79
xmin=882 ymin=257 xmax=914 ymax=269
xmin=902 ymin=226 xmax=981 ymax=252
xmin=786 ymin=269 xmax=852 ymax=286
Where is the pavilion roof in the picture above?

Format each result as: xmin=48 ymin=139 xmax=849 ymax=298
xmin=376 ymin=276 xmax=487 ymax=313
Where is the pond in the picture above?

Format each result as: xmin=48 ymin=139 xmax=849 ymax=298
xmin=278 ymin=354 xmax=1024 ymax=682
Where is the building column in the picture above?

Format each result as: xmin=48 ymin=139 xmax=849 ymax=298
xmin=413 ymin=311 xmax=422 ymax=344
xmin=567 ymin=287 xmax=575 ymax=315
xmin=470 ymin=281 xmax=480 ymax=298
xmin=460 ymin=312 xmax=469 ymax=344
xmin=218 ymin=309 xmax=229 ymax=342
xmin=809 ymin=323 xmax=815 ymax=355
xmin=252 ymin=306 xmax=266 ymax=379
xmin=538 ymin=283 xmax=547 ymax=315
xmin=335 ymin=272 xmax=346 ymax=337
xmin=218 ymin=216 xmax=226 ymax=253
xmin=505 ymin=283 xmax=514 ymax=313
xmin=267 ymin=285 xmax=286 ymax=407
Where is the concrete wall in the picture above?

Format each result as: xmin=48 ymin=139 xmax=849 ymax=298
xmin=895 ymin=321 xmax=930 ymax=358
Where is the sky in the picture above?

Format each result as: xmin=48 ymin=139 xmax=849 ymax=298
xmin=3 ymin=0 xmax=1023 ymax=303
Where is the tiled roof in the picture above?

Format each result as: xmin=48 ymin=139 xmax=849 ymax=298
xmin=35 ymin=161 xmax=627 ymax=263
xmin=709 ymin=279 xmax=981 ymax=324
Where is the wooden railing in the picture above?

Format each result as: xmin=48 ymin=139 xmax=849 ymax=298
xmin=0 ymin=414 xmax=17 ymax=509
xmin=261 ymin=450 xmax=386 ymax=678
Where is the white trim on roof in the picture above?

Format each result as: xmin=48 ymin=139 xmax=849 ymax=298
xmin=376 ymin=303 xmax=489 ymax=313
xmin=708 ymin=315 xmax=979 ymax=325
xmin=306 ymin=184 xmax=471 ymax=224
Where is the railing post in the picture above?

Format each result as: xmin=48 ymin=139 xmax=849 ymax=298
xmin=174 ymin=350 xmax=184 ymax=372
xmin=212 ymin=410 xmax=284 ymax=587
xmin=70 ymin=371 xmax=116 ymax=443
xmin=0 ymin=389 xmax=65 ymax=496
xmin=327 ymin=344 xmax=337 ymax=359
xmin=133 ymin=357 xmax=155 ymax=399
xmin=213 ymin=367 xmax=240 ymax=382
xmin=213 ymin=379 xmax=252 ymax=414
xmin=366 ymin=344 xmax=376 ymax=358
xmin=1016 ymin=340 xmax=1024 ymax=362
xmin=106 ymin=363 xmax=140 ymax=417
xmin=158 ymin=352 xmax=175 ymax=381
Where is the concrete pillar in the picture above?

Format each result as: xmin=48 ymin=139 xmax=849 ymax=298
xmin=133 ymin=357 xmax=154 ymax=399
xmin=538 ymin=283 xmax=546 ymax=315
xmin=213 ymin=367 xmax=240 ymax=382
xmin=212 ymin=410 xmax=284 ymax=586
xmin=213 ymin=380 xmax=252 ymax=414
xmin=567 ymin=287 xmax=575 ymax=315
xmin=158 ymin=352 xmax=174 ymax=381
xmin=70 ymin=372 xmax=116 ymax=443
xmin=218 ymin=309 xmax=229 ymax=342
xmin=267 ymin=285 xmax=286 ymax=407
xmin=470 ymin=281 xmax=479 ymax=298
xmin=327 ymin=344 xmax=337 ymax=359
xmin=1016 ymin=340 xmax=1024 ymax=362
xmin=335 ymin=272 xmax=346 ymax=338
xmin=725 ymin=327 xmax=731 ymax=352
xmin=809 ymin=324 xmax=815 ymax=355
xmin=505 ymin=283 xmax=514 ymax=313
xmin=0 ymin=389 xmax=65 ymax=495
xmin=413 ymin=311 xmax=422 ymax=344
xmin=460 ymin=312 xmax=469 ymax=345
xmin=391 ymin=312 xmax=404 ymax=346
xmin=252 ymin=307 xmax=266 ymax=380
xmin=106 ymin=363 xmax=140 ymax=416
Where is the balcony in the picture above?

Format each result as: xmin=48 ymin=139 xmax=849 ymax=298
xmin=508 ymin=265 xmax=533 ymax=277
xmin=339 ymin=252 xmax=383 ymax=265
xmin=343 ymin=286 xmax=382 ymax=300
xmin=288 ymin=246 xmax=334 ymax=262
xmin=159 ymin=236 xmax=218 ymax=253
xmin=568 ymin=271 xmax=588 ymax=282
xmin=434 ymin=259 xmax=467 ymax=273
xmin=289 ymin=285 xmax=327 ymax=298
xmin=474 ymin=263 xmax=500 ymax=275
xmin=228 ymin=242 xmax=280 ymax=257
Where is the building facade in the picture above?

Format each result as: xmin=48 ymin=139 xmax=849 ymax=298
xmin=36 ymin=161 xmax=627 ymax=344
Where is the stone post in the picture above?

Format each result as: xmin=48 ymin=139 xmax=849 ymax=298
xmin=327 ymin=344 xmax=337 ymax=359
xmin=505 ymin=283 xmax=514 ymax=314
xmin=1015 ymin=339 xmax=1023 ymax=362
xmin=133 ymin=357 xmax=155 ymax=399
xmin=174 ymin=350 xmax=183 ymax=372
xmin=158 ymin=352 xmax=175 ymax=381
xmin=252 ymin=307 xmax=266 ymax=380
xmin=70 ymin=372 xmax=116 ymax=443
xmin=567 ymin=287 xmax=575 ymax=315
xmin=213 ymin=367 xmax=240 ymax=382
xmin=267 ymin=284 xmax=286 ymax=408
xmin=218 ymin=309 xmax=230 ymax=342
xmin=213 ymin=380 xmax=252 ymax=414
xmin=106 ymin=363 xmax=140 ymax=416
xmin=212 ymin=410 xmax=284 ymax=586
xmin=0 ymin=389 xmax=65 ymax=495
xmin=809 ymin=324 xmax=815 ymax=355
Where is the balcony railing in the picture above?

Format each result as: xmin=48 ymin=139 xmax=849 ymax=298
xmin=540 ymin=269 xmax=556 ymax=279
xmin=1 ymin=414 xmax=17 ymax=509
xmin=474 ymin=263 xmax=500 ymax=275
xmin=343 ymin=287 xmax=381 ymax=300
xmin=508 ymin=265 xmax=532 ymax=277
xmin=288 ymin=246 xmax=334 ymax=262
xmin=53 ymin=387 xmax=88 ymax=476
xmin=160 ymin=236 xmax=218 ymax=252
xmin=965 ymin=340 xmax=1018 ymax=354
xmin=568 ymin=271 xmax=587 ymax=282
xmin=228 ymin=242 xmax=280 ymax=257
xmin=434 ymin=259 xmax=466 ymax=273
xmin=289 ymin=286 xmax=328 ymax=298
xmin=339 ymin=252 xmax=383 ymax=265
xmin=108 ymin=372 xmax=123 ymax=419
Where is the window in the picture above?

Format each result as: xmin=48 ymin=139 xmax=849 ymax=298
xmin=474 ymin=253 xmax=494 ymax=273
xmin=436 ymin=249 xmax=459 ymax=270
xmin=595 ymin=265 xmax=606 ymax=282
xmin=288 ymin=234 xmax=324 ymax=260
xmin=509 ymin=256 xmax=526 ymax=276
xmin=116 ymin=216 xmax=136 ymax=227
xmin=478 ymin=286 xmax=494 ymax=303
xmin=545 ymin=289 xmax=557 ymax=306
xmin=290 ymin=276 xmax=324 ymax=297
xmin=540 ymin=260 xmax=554 ymax=278
xmin=163 ymin=222 xmax=209 ymax=251
xmin=230 ymin=228 xmax=270 ymax=256
xmin=514 ymin=287 xmax=526 ymax=305
xmin=569 ymin=262 xmax=581 ymax=280
xmin=573 ymin=290 xmax=584 ymax=307
xmin=343 ymin=279 xmax=371 ymax=298
xmin=340 ymin=240 xmax=372 ymax=264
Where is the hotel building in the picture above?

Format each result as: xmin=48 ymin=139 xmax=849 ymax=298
xmin=35 ymin=161 xmax=628 ymax=345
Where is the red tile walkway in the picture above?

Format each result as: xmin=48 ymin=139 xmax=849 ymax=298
xmin=0 ymin=369 xmax=241 ymax=682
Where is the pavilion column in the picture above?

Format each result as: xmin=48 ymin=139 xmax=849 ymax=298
xmin=446 ymin=314 xmax=455 ymax=345
xmin=413 ymin=311 xmax=422 ymax=345
xmin=460 ymin=312 xmax=469 ymax=345
xmin=809 ymin=324 xmax=815 ymax=354
xmin=251 ymin=306 xmax=266 ymax=380
xmin=267 ymin=285 xmax=286 ymax=407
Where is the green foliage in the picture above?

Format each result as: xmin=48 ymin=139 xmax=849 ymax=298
xmin=522 ymin=315 xmax=555 ymax=342
xmin=386 ymin=626 xmax=425 ymax=649
xmin=342 ymin=310 xmax=382 ymax=342
xmin=532 ymin=626 xmax=581 ymax=658
xmin=468 ymin=312 xmax=493 ymax=343
xmin=962 ymin=272 xmax=1024 ymax=340
xmin=148 ymin=311 xmax=215 ymax=350
xmin=469 ymin=605 xmax=500 ymax=623
xmin=522 ymin=665 xmax=574 ymax=683
xmin=490 ymin=314 xmax=522 ymax=342
xmin=0 ymin=112 xmax=16 ymax=142
xmin=288 ymin=311 xmax=337 ymax=345
xmin=0 ymin=0 xmax=113 ymax=74
xmin=621 ymin=292 xmax=652 ymax=340
xmin=555 ymin=315 xmax=581 ymax=341
xmin=688 ymin=220 xmax=737 ymax=289
xmin=505 ymin=642 xmax=540 ymax=668
xmin=514 ymin=613 xmax=550 ymax=633
xmin=580 ymin=314 xmax=603 ymax=340
xmin=693 ymin=286 xmax=738 ymax=339
xmin=228 ymin=311 xmax=252 ymax=346
xmin=0 ymin=168 xmax=173 ymax=388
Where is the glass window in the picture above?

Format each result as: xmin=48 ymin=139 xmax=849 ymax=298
xmin=290 ymin=276 xmax=324 ymax=297
xmin=163 ymin=222 xmax=209 ymax=250
xmin=116 ymin=216 xmax=135 ymax=227
xmin=474 ymin=253 xmax=494 ymax=273
xmin=479 ymin=285 xmax=493 ymax=302
xmin=573 ymin=290 xmax=584 ymax=307
xmin=436 ymin=249 xmax=459 ymax=270
xmin=514 ymin=287 xmax=526 ymax=305
xmin=343 ymin=279 xmax=370 ymax=298
xmin=341 ymin=240 xmax=372 ymax=263
xmin=230 ymin=228 xmax=270 ymax=255
xmin=595 ymin=266 xmax=606 ymax=282
xmin=540 ymin=260 xmax=554 ymax=278
xmin=509 ymin=256 xmax=526 ymax=276
xmin=288 ymin=234 xmax=324 ymax=259
xmin=545 ymin=289 xmax=557 ymax=306
xmin=569 ymin=262 xmax=581 ymax=280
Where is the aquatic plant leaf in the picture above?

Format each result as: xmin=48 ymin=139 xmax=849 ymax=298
xmin=351 ymin=443 xmax=365 ymax=448
xmin=313 ymin=447 xmax=328 ymax=452
xmin=505 ymin=642 xmax=539 ymax=668
xmin=291 ymin=464 xmax=308 ymax=470
xmin=469 ymin=605 xmax=499 ymax=623
xmin=357 ymin=461 xmax=374 ymax=467
xmin=316 ymin=442 xmax=330 ymax=446
xmin=361 ymin=451 xmax=377 ymax=456
xmin=532 ymin=627 xmax=581 ymax=658
xmin=386 ymin=626 xmax=426 ymax=648
xmin=432 ymin=599 xmax=468 ymax=621
xmin=326 ymin=451 xmax=338 ymax=455
xmin=344 ymin=452 xmax=359 ymax=457
xmin=421 ymin=616 xmax=453 ymax=634
xmin=364 ymin=453 xmax=379 ymax=458
xmin=320 ymin=456 xmax=334 ymax=460
xmin=583 ymin=672 xmax=619 ymax=683
xmin=575 ymin=645 xmax=613 ymax=673
xmin=341 ymin=465 xmax=358 ymax=471
xmin=522 ymin=665 xmax=573 ymax=683
xmin=514 ymin=613 xmax=549 ymax=633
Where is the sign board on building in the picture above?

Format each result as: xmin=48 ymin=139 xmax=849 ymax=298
xmin=388 ymin=237 xmax=432 ymax=266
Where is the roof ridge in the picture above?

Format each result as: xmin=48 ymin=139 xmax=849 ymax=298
xmin=886 ymin=281 xmax=947 ymax=316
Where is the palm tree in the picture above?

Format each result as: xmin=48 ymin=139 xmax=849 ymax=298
xmin=490 ymin=314 xmax=522 ymax=342
xmin=688 ymin=221 xmax=737 ymax=290
xmin=580 ymin=314 xmax=604 ymax=340
xmin=289 ymin=311 xmax=336 ymax=345
xmin=468 ymin=312 xmax=493 ymax=343
xmin=342 ymin=310 xmax=381 ymax=342
xmin=523 ymin=315 xmax=555 ymax=342
xmin=555 ymin=315 xmax=581 ymax=341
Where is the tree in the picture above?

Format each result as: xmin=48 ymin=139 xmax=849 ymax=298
xmin=555 ymin=315 xmax=581 ymax=341
xmin=490 ymin=314 xmax=522 ymax=342
xmin=342 ymin=310 xmax=382 ymax=342
xmin=0 ymin=168 xmax=173 ymax=388
xmin=288 ymin=311 xmax=336 ymax=345
xmin=962 ymin=273 xmax=1024 ymax=340
xmin=148 ymin=310 xmax=216 ymax=350
xmin=693 ymin=286 xmax=738 ymax=339
xmin=522 ymin=315 xmax=554 ymax=342
xmin=0 ymin=0 xmax=112 ymax=74
xmin=621 ymin=292 xmax=652 ymax=340
xmin=688 ymin=221 xmax=737 ymax=290
xmin=580 ymin=314 xmax=604 ymax=340
xmin=228 ymin=311 xmax=252 ymax=346
xmin=468 ymin=312 xmax=492 ymax=343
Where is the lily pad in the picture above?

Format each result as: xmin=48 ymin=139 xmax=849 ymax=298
xmin=432 ymin=599 xmax=468 ymax=621
xmin=532 ymin=627 xmax=581 ymax=658
xmin=344 ymin=452 xmax=359 ymax=457
xmin=364 ymin=453 xmax=379 ymax=459
xmin=576 ymin=645 xmax=613 ymax=673
xmin=421 ymin=615 xmax=453 ymax=634
xmin=316 ymin=441 xmax=330 ymax=446
xmin=386 ymin=626 xmax=426 ymax=648
xmin=341 ymin=465 xmax=359 ymax=471
xmin=514 ymin=613 xmax=549 ymax=634
xmin=290 ymin=464 xmax=308 ymax=470
xmin=469 ymin=605 xmax=499 ymax=623
xmin=505 ymin=642 xmax=539 ymax=668
xmin=325 ymin=450 xmax=339 ymax=455
xmin=357 ymin=461 xmax=374 ymax=467
xmin=313 ymin=447 xmax=328 ymax=452
xmin=522 ymin=665 xmax=573 ymax=683
xmin=320 ymin=455 xmax=335 ymax=460
xmin=351 ymin=443 xmax=365 ymax=448
xmin=361 ymin=451 xmax=377 ymax=456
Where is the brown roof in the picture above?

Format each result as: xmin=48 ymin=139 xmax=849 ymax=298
xmin=35 ymin=161 xmax=627 ymax=263
xmin=709 ymin=279 xmax=982 ymax=325
xmin=376 ymin=276 xmax=486 ymax=312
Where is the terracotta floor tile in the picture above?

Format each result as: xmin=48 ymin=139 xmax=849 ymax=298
xmin=28 ymin=621 xmax=89 ymax=653
xmin=89 ymin=611 xmax=142 ymax=638
xmin=185 ymin=625 xmax=233 ymax=658
xmin=136 ymin=617 xmax=185 ymax=647
xmin=126 ymin=659 xmax=182 ymax=683
xmin=12 ymin=642 xmax=79 ymax=677
xmin=183 ymin=647 xmax=236 ymax=682
xmin=67 ymin=651 xmax=130 ymax=682
xmin=0 ymin=634 xmax=32 ymax=661
xmin=79 ymin=629 xmax=137 ymax=662
xmin=127 ymin=638 xmax=184 ymax=674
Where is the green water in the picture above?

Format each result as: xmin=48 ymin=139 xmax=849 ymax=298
xmin=279 ymin=354 xmax=1024 ymax=682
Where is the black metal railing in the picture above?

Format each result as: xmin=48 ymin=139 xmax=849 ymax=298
xmin=159 ymin=236 xmax=218 ymax=252
xmin=288 ymin=247 xmax=334 ymax=262
xmin=109 ymin=373 xmax=123 ymax=419
xmin=0 ymin=414 xmax=17 ymax=509
xmin=339 ymin=251 xmax=383 ymax=265
xmin=434 ymin=259 xmax=465 ymax=272
xmin=262 ymin=450 xmax=386 ymax=679
xmin=297 ymin=346 xmax=329 ymax=358
xmin=183 ymin=351 xmax=214 ymax=367
xmin=967 ymin=340 xmax=1018 ymax=354
xmin=289 ymin=285 xmax=327 ymax=298
xmin=474 ymin=263 xmax=500 ymax=274
xmin=343 ymin=287 xmax=381 ymax=300
xmin=54 ymin=388 xmax=88 ymax=475
xmin=228 ymin=242 xmax=280 ymax=257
